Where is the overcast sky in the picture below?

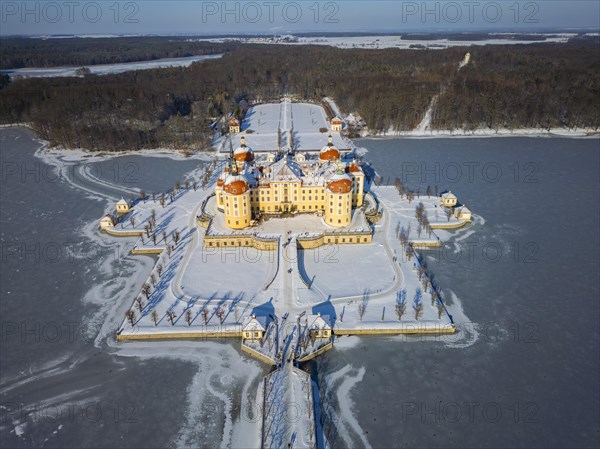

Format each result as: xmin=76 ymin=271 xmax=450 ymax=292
xmin=1 ymin=1 xmax=599 ymax=36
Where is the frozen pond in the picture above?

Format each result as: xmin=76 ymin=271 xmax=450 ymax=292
xmin=1 ymin=54 xmax=222 ymax=78
xmin=1 ymin=128 xmax=598 ymax=448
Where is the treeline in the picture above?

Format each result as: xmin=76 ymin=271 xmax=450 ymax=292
xmin=0 ymin=42 xmax=598 ymax=151
xmin=0 ymin=37 xmax=235 ymax=69
xmin=432 ymin=43 xmax=600 ymax=130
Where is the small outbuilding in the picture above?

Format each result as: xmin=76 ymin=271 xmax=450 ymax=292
xmin=115 ymin=198 xmax=130 ymax=214
xmin=229 ymin=117 xmax=241 ymax=134
xmin=331 ymin=117 xmax=343 ymax=132
xmin=454 ymin=205 xmax=472 ymax=221
xmin=308 ymin=313 xmax=332 ymax=339
xmin=242 ymin=314 xmax=267 ymax=341
xmin=441 ymin=191 xmax=457 ymax=207
xmin=99 ymin=214 xmax=115 ymax=230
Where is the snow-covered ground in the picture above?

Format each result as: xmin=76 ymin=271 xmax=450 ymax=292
xmin=199 ymin=33 xmax=575 ymax=50
xmin=301 ymin=243 xmax=396 ymax=299
xmin=111 ymin=183 xmax=468 ymax=339
xmin=1 ymin=54 xmax=222 ymax=78
xmin=218 ymin=99 xmax=349 ymax=153
xmin=263 ymin=364 xmax=315 ymax=449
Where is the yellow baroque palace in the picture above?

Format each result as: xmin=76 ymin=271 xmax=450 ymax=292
xmin=215 ymin=136 xmax=365 ymax=230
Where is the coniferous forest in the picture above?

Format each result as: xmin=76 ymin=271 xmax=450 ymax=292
xmin=0 ymin=37 xmax=598 ymax=151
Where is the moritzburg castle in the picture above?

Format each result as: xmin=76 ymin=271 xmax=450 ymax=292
xmin=215 ymin=135 xmax=365 ymax=229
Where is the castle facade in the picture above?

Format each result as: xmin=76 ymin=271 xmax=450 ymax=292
xmin=215 ymin=136 xmax=365 ymax=230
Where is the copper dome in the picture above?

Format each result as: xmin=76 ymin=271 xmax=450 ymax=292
xmin=223 ymin=176 xmax=249 ymax=195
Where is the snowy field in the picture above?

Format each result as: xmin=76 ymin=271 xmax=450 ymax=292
xmin=301 ymin=243 xmax=396 ymax=299
xmin=1 ymin=54 xmax=222 ymax=78
xmin=181 ymin=244 xmax=277 ymax=299
xmin=221 ymin=99 xmax=349 ymax=153
xmin=199 ymin=33 xmax=575 ymax=50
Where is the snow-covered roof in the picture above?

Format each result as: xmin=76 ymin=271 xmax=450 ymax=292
xmin=308 ymin=313 xmax=332 ymax=330
xmin=328 ymin=170 xmax=351 ymax=183
xmin=456 ymin=205 xmax=471 ymax=213
xmin=116 ymin=198 xmax=128 ymax=206
xmin=441 ymin=191 xmax=457 ymax=199
xmin=100 ymin=214 xmax=114 ymax=223
xmin=242 ymin=315 xmax=268 ymax=332
xmin=270 ymin=157 xmax=303 ymax=182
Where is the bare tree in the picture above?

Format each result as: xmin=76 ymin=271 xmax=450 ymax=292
xmin=184 ymin=180 xmax=190 ymax=190
xmin=426 ymin=185 xmax=432 ymax=198
xmin=159 ymin=193 xmax=165 ymax=208
xmin=167 ymin=311 xmax=176 ymax=326
xmin=201 ymin=308 xmax=209 ymax=324
xmin=151 ymin=233 xmax=157 ymax=245
xmin=215 ymin=306 xmax=225 ymax=324
xmin=423 ymin=275 xmax=431 ymax=291
xmin=151 ymin=310 xmax=158 ymax=326
xmin=150 ymin=273 xmax=156 ymax=287
xmin=142 ymin=283 xmax=151 ymax=299
xmin=135 ymin=296 xmax=144 ymax=312
xmin=395 ymin=289 xmax=407 ymax=320
xmin=166 ymin=246 xmax=172 ymax=257
xmin=162 ymin=231 xmax=167 ymax=243
xmin=130 ymin=216 xmax=135 ymax=227
xmin=406 ymin=246 xmax=413 ymax=261
xmin=173 ymin=231 xmax=181 ymax=245
xmin=358 ymin=303 xmax=366 ymax=321
xmin=152 ymin=192 xmax=156 ymax=202
xmin=428 ymin=289 xmax=436 ymax=306
xmin=144 ymin=224 xmax=150 ymax=238
xmin=140 ymin=191 xmax=147 ymax=203
xmin=151 ymin=209 xmax=157 ymax=225
xmin=126 ymin=310 xmax=136 ymax=326
xmin=185 ymin=309 xmax=193 ymax=326
xmin=193 ymin=181 xmax=197 ymax=191
xmin=437 ymin=298 xmax=445 ymax=319
xmin=446 ymin=207 xmax=453 ymax=222
xmin=157 ymin=264 xmax=163 ymax=276
xmin=413 ymin=289 xmax=423 ymax=320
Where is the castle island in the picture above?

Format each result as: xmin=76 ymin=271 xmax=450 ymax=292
xmin=99 ymin=98 xmax=475 ymax=448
